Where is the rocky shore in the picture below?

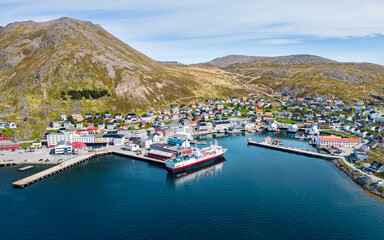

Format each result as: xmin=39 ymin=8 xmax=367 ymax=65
xmin=332 ymin=159 xmax=384 ymax=199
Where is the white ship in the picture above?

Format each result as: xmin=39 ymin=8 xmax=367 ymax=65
xmin=165 ymin=140 xmax=227 ymax=173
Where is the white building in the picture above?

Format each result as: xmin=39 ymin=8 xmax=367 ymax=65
xmin=47 ymin=132 xmax=77 ymax=147
xmin=124 ymin=144 xmax=140 ymax=152
xmin=113 ymin=135 xmax=125 ymax=146
xmin=73 ymin=134 xmax=95 ymax=144
xmin=5 ymin=122 xmax=17 ymax=129
xmin=306 ymin=123 xmax=319 ymax=135
xmin=140 ymin=138 xmax=152 ymax=149
xmin=317 ymin=136 xmax=360 ymax=148
xmin=54 ymin=141 xmax=72 ymax=154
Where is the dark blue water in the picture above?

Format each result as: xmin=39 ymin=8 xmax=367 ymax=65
xmin=1 ymin=133 xmax=384 ymax=240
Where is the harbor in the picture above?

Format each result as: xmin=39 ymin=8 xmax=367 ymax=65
xmin=11 ymin=148 xmax=167 ymax=188
xmin=2 ymin=133 xmax=384 ymax=240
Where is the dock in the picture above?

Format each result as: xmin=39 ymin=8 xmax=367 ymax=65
xmin=247 ymin=140 xmax=340 ymax=160
xmin=0 ymin=161 xmax=17 ymax=167
xmin=12 ymin=149 xmax=165 ymax=188
xmin=12 ymin=151 xmax=111 ymax=188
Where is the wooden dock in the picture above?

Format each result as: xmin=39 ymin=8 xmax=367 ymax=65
xmin=247 ymin=140 xmax=340 ymax=160
xmin=12 ymin=149 xmax=165 ymax=188
xmin=12 ymin=151 xmax=111 ymax=188
xmin=111 ymin=149 xmax=165 ymax=164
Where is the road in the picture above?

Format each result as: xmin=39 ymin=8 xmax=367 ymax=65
xmin=339 ymin=138 xmax=383 ymax=183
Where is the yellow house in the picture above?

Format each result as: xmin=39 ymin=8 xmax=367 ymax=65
xmin=95 ymin=134 xmax=103 ymax=143
xmin=31 ymin=141 xmax=42 ymax=148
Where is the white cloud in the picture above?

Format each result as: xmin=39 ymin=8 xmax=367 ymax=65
xmin=0 ymin=0 xmax=383 ymax=64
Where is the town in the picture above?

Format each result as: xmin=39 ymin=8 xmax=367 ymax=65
xmin=1 ymin=94 xmax=384 ymax=193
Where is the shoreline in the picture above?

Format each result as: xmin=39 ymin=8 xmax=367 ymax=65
xmin=332 ymin=159 xmax=384 ymax=200
xmin=7 ymin=133 xmax=384 ymax=201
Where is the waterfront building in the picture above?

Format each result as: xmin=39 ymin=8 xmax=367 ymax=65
xmin=72 ymin=142 xmax=89 ymax=154
xmin=0 ymin=142 xmax=19 ymax=151
xmin=124 ymin=144 xmax=140 ymax=152
xmin=54 ymin=141 xmax=72 ymax=154
xmin=316 ymin=136 xmax=360 ymax=148
xmin=148 ymin=149 xmax=175 ymax=160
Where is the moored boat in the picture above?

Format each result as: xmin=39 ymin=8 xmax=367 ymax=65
xmin=165 ymin=140 xmax=227 ymax=173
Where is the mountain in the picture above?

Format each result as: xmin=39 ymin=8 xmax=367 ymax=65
xmin=0 ymin=17 xmax=245 ymax=140
xmin=206 ymin=54 xmax=384 ymax=100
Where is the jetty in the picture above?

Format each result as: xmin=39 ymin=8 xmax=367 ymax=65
xmin=12 ymin=149 xmax=165 ymax=188
xmin=247 ymin=140 xmax=340 ymax=160
xmin=13 ymin=151 xmax=111 ymax=188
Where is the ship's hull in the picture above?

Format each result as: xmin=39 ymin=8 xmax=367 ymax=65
xmin=166 ymin=153 xmax=225 ymax=173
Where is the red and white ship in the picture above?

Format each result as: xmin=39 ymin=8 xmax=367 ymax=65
xmin=165 ymin=140 xmax=227 ymax=173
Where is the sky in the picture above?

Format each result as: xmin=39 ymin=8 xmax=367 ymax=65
xmin=0 ymin=0 xmax=384 ymax=65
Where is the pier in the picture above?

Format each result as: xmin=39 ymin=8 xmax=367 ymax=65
xmin=247 ymin=140 xmax=340 ymax=160
xmin=12 ymin=151 xmax=111 ymax=188
xmin=0 ymin=161 xmax=17 ymax=167
xmin=12 ymin=149 xmax=165 ymax=188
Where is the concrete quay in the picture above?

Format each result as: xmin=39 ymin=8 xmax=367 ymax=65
xmin=247 ymin=140 xmax=340 ymax=160
xmin=12 ymin=147 xmax=166 ymax=188
xmin=0 ymin=162 xmax=17 ymax=167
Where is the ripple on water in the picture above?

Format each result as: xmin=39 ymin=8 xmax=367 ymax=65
xmin=0 ymin=134 xmax=384 ymax=240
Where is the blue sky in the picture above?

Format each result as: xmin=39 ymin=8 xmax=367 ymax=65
xmin=1 ymin=0 xmax=384 ymax=65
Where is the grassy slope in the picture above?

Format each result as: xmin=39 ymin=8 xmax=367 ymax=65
xmin=0 ymin=18 xmax=248 ymax=141
xmin=222 ymin=61 xmax=384 ymax=100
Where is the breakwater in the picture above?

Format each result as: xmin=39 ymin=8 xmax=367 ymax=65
xmin=247 ymin=140 xmax=340 ymax=160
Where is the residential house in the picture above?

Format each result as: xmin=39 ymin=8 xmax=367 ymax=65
xmin=353 ymin=149 xmax=369 ymax=161
xmin=49 ymin=121 xmax=61 ymax=128
xmin=5 ymin=122 xmax=17 ymax=129
xmin=107 ymin=122 xmax=116 ymax=130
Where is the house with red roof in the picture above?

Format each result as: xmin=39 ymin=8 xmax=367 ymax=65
xmin=316 ymin=136 xmax=360 ymax=148
xmin=0 ymin=133 xmax=10 ymax=141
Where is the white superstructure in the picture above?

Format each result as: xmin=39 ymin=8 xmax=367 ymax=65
xmin=165 ymin=140 xmax=227 ymax=172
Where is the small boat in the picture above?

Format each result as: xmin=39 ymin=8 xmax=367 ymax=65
xmin=18 ymin=165 xmax=34 ymax=171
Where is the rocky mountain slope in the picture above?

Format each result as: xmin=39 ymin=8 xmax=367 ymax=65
xmin=0 ymin=18 xmax=245 ymax=140
xmin=207 ymin=54 xmax=384 ymax=100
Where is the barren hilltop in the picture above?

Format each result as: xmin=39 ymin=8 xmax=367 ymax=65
xmin=205 ymin=54 xmax=384 ymax=100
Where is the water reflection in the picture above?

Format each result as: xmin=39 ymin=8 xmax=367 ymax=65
xmin=166 ymin=158 xmax=226 ymax=188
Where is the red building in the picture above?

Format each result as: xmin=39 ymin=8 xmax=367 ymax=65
xmin=0 ymin=143 xmax=20 ymax=151
xmin=148 ymin=149 xmax=175 ymax=160
xmin=0 ymin=133 xmax=10 ymax=141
